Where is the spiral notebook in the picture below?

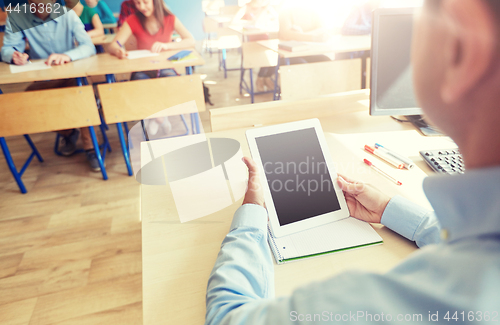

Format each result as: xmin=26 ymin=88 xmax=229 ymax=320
xmin=268 ymin=217 xmax=383 ymax=264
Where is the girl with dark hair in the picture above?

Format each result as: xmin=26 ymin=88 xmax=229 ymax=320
xmin=109 ymin=0 xmax=195 ymax=79
xmin=108 ymin=0 xmax=195 ymax=135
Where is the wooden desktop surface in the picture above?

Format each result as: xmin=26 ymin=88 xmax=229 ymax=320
xmin=0 ymin=49 xmax=205 ymax=85
xmin=141 ymin=92 xmax=453 ymax=324
xmin=257 ymin=35 xmax=371 ymax=59
xmin=0 ymin=58 xmax=92 ymax=85
xmin=83 ymin=49 xmax=205 ymax=77
xmin=228 ymin=22 xmax=279 ymax=36
xmin=206 ymin=14 xmax=233 ymax=25
xmin=102 ymin=22 xmax=118 ymax=29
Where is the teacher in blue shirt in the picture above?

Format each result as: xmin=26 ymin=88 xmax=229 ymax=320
xmin=205 ymin=0 xmax=500 ymax=324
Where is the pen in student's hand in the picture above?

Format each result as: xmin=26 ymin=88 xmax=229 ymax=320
xmin=375 ymin=143 xmax=414 ymax=169
xmin=116 ymin=41 xmax=124 ymax=48
xmin=364 ymin=159 xmax=403 ymax=186
xmin=13 ymin=47 xmax=31 ymax=63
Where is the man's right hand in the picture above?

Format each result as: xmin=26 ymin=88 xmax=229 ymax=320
xmin=337 ymin=174 xmax=391 ymax=224
xmin=12 ymin=51 xmax=29 ymax=65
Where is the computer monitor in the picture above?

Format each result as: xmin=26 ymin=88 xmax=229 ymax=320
xmin=369 ymin=7 xmax=442 ymax=136
xmin=370 ymin=7 xmax=419 ymax=116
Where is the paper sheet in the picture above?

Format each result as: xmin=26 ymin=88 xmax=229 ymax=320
xmin=9 ymin=61 xmax=51 ymax=74
xmin=126 ymin=50 xmax=160 ymax=60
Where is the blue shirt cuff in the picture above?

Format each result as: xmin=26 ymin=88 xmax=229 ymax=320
xmin=381 ymin=195 xmax=430 ymax=242
xmin=230 ymin=204 xmax=268 ymax=233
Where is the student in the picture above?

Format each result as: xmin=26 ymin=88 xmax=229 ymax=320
xmin=233 ymin=0 xmax=278 ymax=92
xmin=232 ymin=0 xmax=278 ymax=26
xmin=1 ymin=0 xmax=100 ymax=171
xmin=109 ymin=0 xmax=194 ymax=135
xmin=108 ymin=0 xmax=195 ymax=79
xmin=257 ymin=4 xmax=333 ymax=91
xmin=84 ymin=0 xmax=117 ymax=25
xmin=204 ymin=0 xmax=500 ymax=323
xmin=341 ymin=0 xmax=380 ymax=36
xmin=69 ymin=0 xmax=105 ymax=38
xmin=117 ymin=0 xmax=136 ymax=28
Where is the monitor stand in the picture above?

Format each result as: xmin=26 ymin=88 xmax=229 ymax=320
xmin=405 ymin=115 xmax=443 ymax=137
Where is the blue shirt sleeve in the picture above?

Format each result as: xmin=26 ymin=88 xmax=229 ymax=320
xmin=381 ymin=195 xmax=442 ymax=247
xmin=64 ymin=10 xmax=96 ymax=61
xmin=205 ymin=204 xmax=274 ymax=325
xmin=1 ymin=17 xmax=26 ymax=63
xmin=205 ymin=200 xmax=454 ymax=324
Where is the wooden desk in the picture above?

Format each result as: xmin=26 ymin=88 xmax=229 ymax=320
xmin=0 ymin=49 xmax=205 ymax=85
xmin=102 ymin=22 xmax=117 ymax=33
xmin=257 ymin=35 xmax=371 ymax=59
xmin=258 ymin=36 xmax=372 ymax=97
xmin=92 ymin=34 xmax=116 ymax=46
xmin=141 ymin=92 xmax=453 ymax=324
xmin=228 ymin=22 xmax=279 ymax=37
xmin=0 ymin=59 xmax=92 ymax=85
xmin=84 ymin=49 xmax=205 ymax=77
xmin=102 ymin=22 xmax=117 ymax=29
xmin=205 ymin=14 xmax=233 ymax=27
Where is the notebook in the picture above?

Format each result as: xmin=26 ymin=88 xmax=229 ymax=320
xmin=268 ymin=217 xmax=383 ymax=264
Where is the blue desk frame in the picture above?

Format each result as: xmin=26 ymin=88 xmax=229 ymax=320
xmin=0 ymin=77 xmax=109 ymax=194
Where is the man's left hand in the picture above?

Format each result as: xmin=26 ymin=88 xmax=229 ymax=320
xmin=242 ymin=157 xmax=266 ymax=208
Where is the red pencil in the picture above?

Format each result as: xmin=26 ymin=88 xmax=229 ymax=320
xmin=364 ymin=159 xmax=403 ymax=186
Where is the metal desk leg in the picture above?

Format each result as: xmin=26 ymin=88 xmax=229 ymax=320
xmin=24 ymin=135 xmax=43 ymax=163
xmin=0 ymin=137 xmax=27 ymax=194
xmin=116 ymin=122 xmax=133 ymax=176
xmin=89 ymin=126 xmax=108 ymax=180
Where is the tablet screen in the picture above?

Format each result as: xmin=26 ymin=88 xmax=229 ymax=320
xmin=255 ymin=128 xmax=341 ymax=226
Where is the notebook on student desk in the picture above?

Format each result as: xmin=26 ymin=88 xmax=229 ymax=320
xmin=268 ymin=217 xmax=383 ymax=264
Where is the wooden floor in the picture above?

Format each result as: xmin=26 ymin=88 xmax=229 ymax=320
xmin=0 ymin=48 xmax=272 ymax=324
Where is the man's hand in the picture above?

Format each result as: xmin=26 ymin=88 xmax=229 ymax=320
xmin=46 ymin=54 xmax=71 ymax=66
xmin=12 ymin=51 xmax=29 ymax=65
xmin=242 ymin=157 xmax=266 ymax=208
xmin=151 ymin=42 xmax=169 ymax=53
xmin=337 ymin=174 xmax=391 ymax=223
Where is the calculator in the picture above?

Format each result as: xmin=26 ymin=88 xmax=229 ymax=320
xmin=420 ymin=149 xmax=465 ymax=175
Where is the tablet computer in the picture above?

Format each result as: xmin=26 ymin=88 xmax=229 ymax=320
xmin=246 ymin=119 xmax=350 ymax=237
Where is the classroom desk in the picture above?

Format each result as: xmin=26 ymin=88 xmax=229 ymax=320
xmin=141 ymin=93 xmax=455 ymax=324
xmin=84 ymin=49 xmax=205 ymax=77
xmin=228 ymin=22 xmax=279 ymax=38
xmin=258 ymin=35 xmax=371 ymax=98
xmin=102 ymin=22 xmax=117 ymax=33
xmin=205 ymin=14 xmax=233 ymax=27
xmin=91 ymin=33 xmax=116 ymax=46
xmin=257 ymin=35 xmax=371 ymax=59
xmin=0 ymin=49 xmax=204 ymax=86
xmin=0 ymin=59 xmax=92 ymax=86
